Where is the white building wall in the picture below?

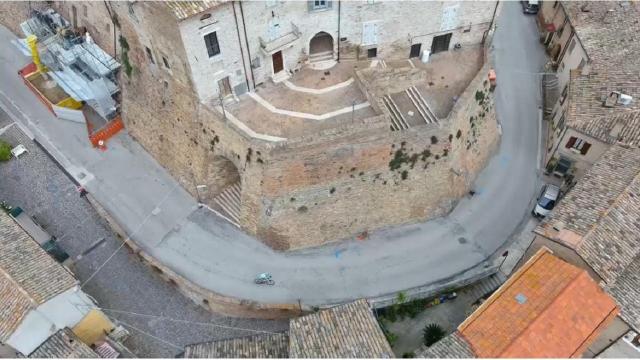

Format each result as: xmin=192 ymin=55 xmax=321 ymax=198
xmin=6 ymin=287 xmax=93 ymax=356
xmin=339 ymin=1 xmax=495 ymax=59
xmin=176 ymin=0 xmax=496 ymax=100
xmin=240 ymin=1 xmax=339 ymax=84
xmin=556 ymin=34 xmax=589 ymax=96
xmin=179 ymin=3 xmax=248 ymax=102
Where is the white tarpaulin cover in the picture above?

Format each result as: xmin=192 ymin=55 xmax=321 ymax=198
xmin=52 ymin=105 xmax=86 ymax=124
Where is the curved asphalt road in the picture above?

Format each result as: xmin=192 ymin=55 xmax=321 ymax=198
xmin=152 ymin=2 xmax=547 ymax=305
xmin=0 ymin=2 xmax=547 ymax=307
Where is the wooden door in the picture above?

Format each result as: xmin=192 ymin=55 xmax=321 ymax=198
xmin=218 ymin=77 xmax=232 ymax=96
xmin=272 ymin=51 xmax=284 ymax=74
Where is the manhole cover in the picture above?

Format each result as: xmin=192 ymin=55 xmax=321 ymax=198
xmin=458 ymin=237 xmax=468 ymax=244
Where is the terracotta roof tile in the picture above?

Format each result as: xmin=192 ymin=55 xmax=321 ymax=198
xmin=184 ymin=333 xmax=289 ymax=358
xmin=559 ymin=1 xmax=640 ymax=144
xmin=0 ymin=212 xmax=77 ymax=304
xmin=28 ymin=328 xmax=98 ymax=358
xmin=417 ymin=332 xmax=474 ymax=358
xmin=0 ymin=212 xmax=77 ymax=340
xmin=458 ymin=248 xmax=618 ymax=358
xmin=165 ymin=1 xmax=227 ymax=20
xmin=0 ymin=272 xmax=33 ymax=342
xmin=289 ymin=299 xmax=393 ymax=358
xmin=537 ymin=145 xmax=640 ymax=242
xmin=607 ymin=255 xmax=640 ymax=331
xmin=566 ymin=71 xmax=640 ymax=145
xmin=577 ymin=174 xmax=640 ymax=284
xmin=563 ymin=1 xmax=640 ymax=71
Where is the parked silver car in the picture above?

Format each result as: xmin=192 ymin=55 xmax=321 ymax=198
xmin=521 ymin=0 xmax=539 ymax=14
xmin=532 ymin=184 xmax=560 ymax=217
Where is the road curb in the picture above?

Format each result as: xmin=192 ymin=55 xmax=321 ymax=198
xmin=84 ymin=193 xmax=309 ymax=319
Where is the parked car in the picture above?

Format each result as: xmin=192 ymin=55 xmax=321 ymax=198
xmin=532 ymin=184 xmax=560 ymax=218
xmin=521 ymin=0 xmax=539 ymax=14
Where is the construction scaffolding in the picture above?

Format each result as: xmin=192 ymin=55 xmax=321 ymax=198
xmin=13 ymin=8 xmax=124 ymax=147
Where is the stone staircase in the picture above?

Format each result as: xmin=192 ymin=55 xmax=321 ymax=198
xmin=462 ymin=271 xmax=507 ymax=302
xmin=382 ymin=95 xmax=410 ymax=131
xmin=272 ymin=71 xmax=290 ymax=84
xmin=213 ymin=182 xmax=241 ymax=223
xmin=308 ymin=50 xmax=333 ymax=63
xmin=405 ymin=86 xmax=438 ymax=124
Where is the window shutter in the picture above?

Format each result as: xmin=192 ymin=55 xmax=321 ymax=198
xmin=565 ymin=136 xmax=577 ymax=149
xmin=327 ymin=1 xmax=333 ymax=8
xmin=308 ymin=1 xmax=314 ymax=11
xmin=580 ymin=142 xmax=591 ymax=155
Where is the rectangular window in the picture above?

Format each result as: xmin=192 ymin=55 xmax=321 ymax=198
xmin=83 ymin=5 xmax=88 ymax=17
xmin=308 ymin=0 xmax=331 ymax=11
xmin=565 ymin=136 xmax=591 ymax=155
xmin=313 ymin=0 xmax=327 ymax=9
xmin=367 ymin=48 xmax=377 ymax=58
xmin=204 ymin=32 xmax=220 ymax=57
xmin=145 ymin=47 xmax=155 ymax=64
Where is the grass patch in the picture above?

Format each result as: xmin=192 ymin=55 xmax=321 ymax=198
xmin=0 ymin=140 xmax=12 ymax=161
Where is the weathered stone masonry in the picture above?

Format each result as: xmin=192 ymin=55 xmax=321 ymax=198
xmin=21 ymin=1 xmax=499 ymax=251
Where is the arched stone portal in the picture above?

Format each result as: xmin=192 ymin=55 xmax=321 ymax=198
xmin=309 ymin=31 xmax=334 ymax=58
xmin=207 ymin=155 xmax=242 ymax=223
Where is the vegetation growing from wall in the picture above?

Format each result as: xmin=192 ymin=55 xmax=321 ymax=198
xmin=387 ymin=140 xmax=447 ymax=181
xmin=466 ymin=84 xmax=493 ymax=150
xmin=119 ymin=35 xmax=133 ymax=78
xmin=378 ymin=291 xmax=431 ymax=322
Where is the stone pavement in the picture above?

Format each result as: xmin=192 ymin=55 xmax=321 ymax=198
xmin=0 ymin=114 xmax=287 ymax=358
xmin=0 ymin=1 xmax=548 ymax=309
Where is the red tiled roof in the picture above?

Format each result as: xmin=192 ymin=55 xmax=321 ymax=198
xmin=458 ymin=248 xmax=618 ymax=358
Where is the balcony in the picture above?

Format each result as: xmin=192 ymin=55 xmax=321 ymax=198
xmin=259 ymin=23 xmax=301 ymax=55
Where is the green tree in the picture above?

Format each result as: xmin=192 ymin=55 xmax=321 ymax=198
xmin=423 ymin=323 xmax=446 ymax=347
